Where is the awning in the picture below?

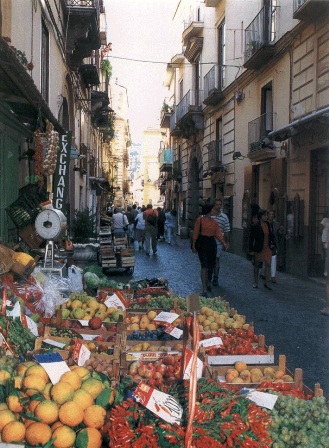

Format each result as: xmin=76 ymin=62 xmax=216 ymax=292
xmin=268 ymin=107 xmax=329 ymax=142
xmin=0 ymin=37 xmax=65 ymax=134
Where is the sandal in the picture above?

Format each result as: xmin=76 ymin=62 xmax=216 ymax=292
xmin=252 ymin=284 xmax=258 ymax=288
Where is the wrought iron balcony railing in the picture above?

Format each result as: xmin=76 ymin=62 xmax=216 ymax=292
xmin=248 ymin=112 xmax=274 ymax=149
xmin=176 ymin=90 xmax=204 ymax=123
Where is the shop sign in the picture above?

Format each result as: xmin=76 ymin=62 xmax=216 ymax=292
xmin=53 ymin=132 xmax=72 ymax=213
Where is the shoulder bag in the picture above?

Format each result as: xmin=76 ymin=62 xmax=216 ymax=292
xmin=191 ymin=218 xmax=203 ymax=251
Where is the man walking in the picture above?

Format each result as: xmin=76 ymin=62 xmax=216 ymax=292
xmin=143 ymin=204 xmax=158 ymax=255
xmin=210 ymin=198 xmax=230 ymax=286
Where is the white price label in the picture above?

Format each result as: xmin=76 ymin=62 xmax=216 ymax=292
xmin=6 ymin=302 xmax=21 ymax=318
xmin=22 ymin=315 xmax=39 ymax=337
xmin=153 ymin=311 xmax=179 ymax=325
xmin=199 ymin=337 xmax=223 ymax=348
xmin=164 ymin=325 xmax=183 ymax=339
xmin=246 ymin=391 xmax=278 ymax=410
xmin=42 ymin=338 xmax=66 ymax=349
xmin=183 ymin=348 xmax=203 ymax=380
xmin=133 ymin=381 xmax=182 ymax=425
xmin=72 ymin=340 xmax=91 ymax=366
xmin=34 ymin=353 xmax=71 ymax=384
xmin=104 ymin=293 xmax=126 ymax=310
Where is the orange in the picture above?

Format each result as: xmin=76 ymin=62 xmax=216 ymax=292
xmin=25 ymin=421 xmax=52 ymax=445
xmin=34 ymin=400 xmax=59 ymax=424
xmin=1 ymin=420 xmax=26 ymax=443
xmin=22 ymin=374 xmax=47 ymax=393
xmin=25 ymin=365 xmax=49 ymax=383
xmin=6 ymin=394 xmax=25 ymax=413
xmin=75 ymin=427 xmax=102 ymax=448
xmin=58 ymin=401 xmax=84 ymax=427
xmin=70 ymin=366 xmax=90 ymax=381
xmin=59 ymin=370 xmax=82 ymax=391
xmin=50 ymin=381 xmax=75 ymax=405
xmin=83 ymin=404 xmax=106 ymax=428
xmin=52 ymin=424 xmax=76 ymax=448
xmin=0 ymin=409 xmax=16 ymax=430
xmin=81 ymin=378 xmax=105 ymax=399
xmin=72 ymin=389 xmax=94 ymax=411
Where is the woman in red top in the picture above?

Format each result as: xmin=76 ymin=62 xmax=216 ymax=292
xmin=192 ymin=203 xmax=227 ymax=297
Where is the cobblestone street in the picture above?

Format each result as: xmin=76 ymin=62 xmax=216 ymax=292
xmin=104 ymin=238 xmax=329 ymax=398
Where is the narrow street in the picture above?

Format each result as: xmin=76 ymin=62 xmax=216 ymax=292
xmin=104 ymin=238 xmax=329 ymax=398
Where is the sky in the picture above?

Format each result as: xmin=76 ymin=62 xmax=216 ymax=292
xmin=105 ymin=0 xmax=180 ymax=144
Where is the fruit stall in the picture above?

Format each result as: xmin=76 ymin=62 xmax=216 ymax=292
xmin=0 ymin=252 xmax=328 ymax=448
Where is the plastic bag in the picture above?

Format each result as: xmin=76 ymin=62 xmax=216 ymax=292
xmin=68 ymin=265 xmax=83 ymax=291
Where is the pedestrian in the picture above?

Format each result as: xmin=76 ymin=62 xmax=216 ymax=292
xmin=157 ymin=207 xmax=166 ymax=241
xmin=143 ymin=204 xmax=158 ymax=255
xmin=133 ymin=208 xmax=145 ymax=251
xmin=164 ymin=209 xmax=179 ymax=246
xmin=260 ymin=210 xmax=280 ymax=283
xmin=249 ymin=209 xmax=275 ymax=290
xmin=210 ymin=198 xmax=230 ymax=286
xmin=191 ymin=202 xmax=228 ymax=298
xmin=126 ymin=205 xmax=138 ymax=245
xmin=320 ymin=276 xmax=329 ymax=316
xmin=111 ymin=207 xmax=129 ymax=238
xmin=320 ymin=212 xmax=329 ymax=277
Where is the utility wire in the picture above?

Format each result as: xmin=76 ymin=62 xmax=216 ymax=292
xmin=108 ymin=55 xmax=241 ymax=68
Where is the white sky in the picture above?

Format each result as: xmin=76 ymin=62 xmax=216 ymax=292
xmin=105 ymin=0 xmax=180 ymax=144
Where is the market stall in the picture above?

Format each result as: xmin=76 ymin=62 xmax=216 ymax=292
xmin=0 ymin=255 xmax=328 ymax=448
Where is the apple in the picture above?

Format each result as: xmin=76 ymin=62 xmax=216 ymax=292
xmin=88 ymin=317 xmax=102 ymax=330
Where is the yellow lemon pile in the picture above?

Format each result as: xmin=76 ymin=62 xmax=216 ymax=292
xmin=0 ymin=361 xmax=113 ymax=447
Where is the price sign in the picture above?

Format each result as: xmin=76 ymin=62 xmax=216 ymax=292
xmin=164 ymin=325 xmax=183 ymax=339
xmin=21 ymin=314 xmax=39 ymax=337
xmin=78 ymin=320 xmax=90 ymax=327
xmin=183 ymin=348 xmax=203 ymax=380
xmin=133 ymin=381 xmax=182 ymax=424
xmin=72 ymin=339 xmax=91 ymax=366
xmin=246 ymin=390 xmax=278 ymax=410
xmin=199 ymin=336 xmax=223 ymax=349
xmin=104 ymin=293 xmax=127 ymax=310
xmin=153 ymin=311 xmax=179 ymax=326
xmin=34 ymin=353 xmax=70 ymax=384
xmin=42 ymin=338 xmax=66 ymax=349
xmin=6 ymin=302 xmax=21 ymax=318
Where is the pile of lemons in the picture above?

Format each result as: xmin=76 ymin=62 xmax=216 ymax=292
xmin=0 ymin=361 xmax=114 ymax=447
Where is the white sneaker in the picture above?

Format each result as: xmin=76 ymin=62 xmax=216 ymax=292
xmin=324 ymin=272 xmax=328 ymax=277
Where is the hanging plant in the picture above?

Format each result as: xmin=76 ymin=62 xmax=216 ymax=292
xmin=101 ymin=59 xmax=112 ymax=79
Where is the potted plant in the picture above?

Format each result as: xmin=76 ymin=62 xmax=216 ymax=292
xmin=70 ymin=208 xmax=99 ymax=261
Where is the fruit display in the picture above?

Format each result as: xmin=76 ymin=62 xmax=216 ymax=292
xmin=0 ymin=270 xmax=329 ymax=447
xmin=0 ymin=360 xmax=113 ymax=447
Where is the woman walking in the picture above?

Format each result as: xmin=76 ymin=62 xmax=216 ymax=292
xmin=249 ymin=209 xmax=275 ymax=290
xmin=192 ymin=203 xmax=227 ymax=297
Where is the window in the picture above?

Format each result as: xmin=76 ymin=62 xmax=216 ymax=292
xmin=41 ymin=20 xmax=49 ymax=102
xmin=216 ymin=117 xmax=223 ymax=163
xmin=261 ymin=82 xmax=273 ymax=134
xmin=179 ymin=79 xmax=183 ymax=102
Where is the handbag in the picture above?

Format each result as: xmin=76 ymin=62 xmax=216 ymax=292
xmin=191 ymin=218 xmax=203 ymax=251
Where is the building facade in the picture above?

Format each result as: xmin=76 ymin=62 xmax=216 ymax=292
xmin=162 ymin=0 xmax=329 ymax=279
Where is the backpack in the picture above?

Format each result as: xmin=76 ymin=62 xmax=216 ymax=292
xmin=146 ymin=212 xmax=157 ymax=226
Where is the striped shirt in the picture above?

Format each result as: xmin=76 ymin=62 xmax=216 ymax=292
xmin=211 ymin=211 xmax=230 ymax=234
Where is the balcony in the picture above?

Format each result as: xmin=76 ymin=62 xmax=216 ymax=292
xmin=159 ymin=149 xmax=173 ymax=172
xmin=79 ymin=64 xmax=100 ymax=87
xmin=91 ymin=90 xmax=110 ymax=127
xmin=61 ymin=0 xmax=101 ymax=69
xmin=169 ymin=108 xmax=182 ymax=137
xmin=182 ymin=17 xmax=204 ymax=47
xmin=244 ymin=6 xmax=276 ymax=70
xmin=247 ymin=113 xmax=276 ymax=162
xmin=203 ymin=65 xmax=224 ymax=106
xmin=175 ymin=90 xmax=204 ymax=139
xmin=207 ymin=139 xmax=222 ymax=170
xmin=293 ymin=0 xmax=329 ymax=20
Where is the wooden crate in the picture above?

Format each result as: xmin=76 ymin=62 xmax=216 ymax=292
xmin=118 ymin=256 xmax=135 ymax=267
xmin=124 ymin=340 xmax=183 ymax=361
xmin=120 ymin=247 xmax=135 ymax=256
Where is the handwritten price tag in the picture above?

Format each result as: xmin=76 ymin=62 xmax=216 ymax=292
xmin=72 ymin=339 xmax=91 ymax=366
xmin=199 ymin=336 xmax=223 ymax=349
xmin=153 ymin=311 xmax=179 ymax=325
xmin=246 ymin=391 xmax=278 ymax=410
xmin=104 ymin=293 xmax=126 ymax=310
xmin=21 ymin=314 xmax=39 ymax=337
xmin=183 ymin=348 xmax=204 ymax=380
xmin=164 ymin=325 xmax=183 ymax=339
xmin=133 ymin=381 xmax=182 ymax=424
